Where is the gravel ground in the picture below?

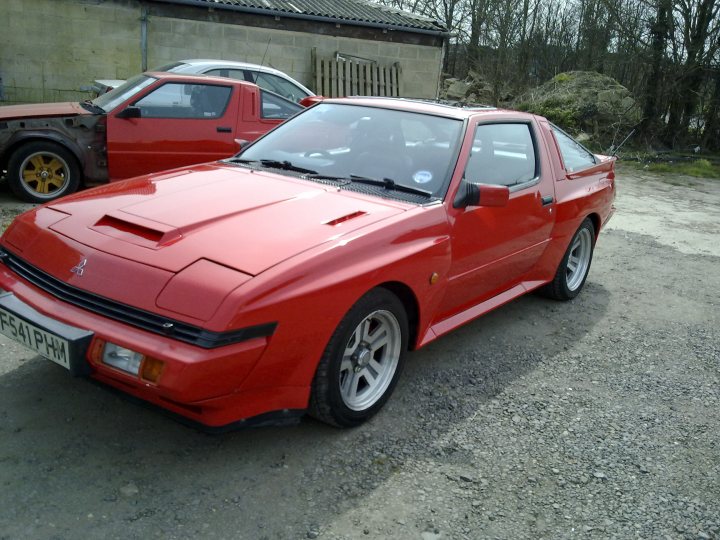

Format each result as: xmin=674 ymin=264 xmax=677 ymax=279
xmin=0 ymin=168 xmax=718 ymax=540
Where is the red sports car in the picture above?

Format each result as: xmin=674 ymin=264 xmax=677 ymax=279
xmin=0 ymin=98 xmax=615 ymax=429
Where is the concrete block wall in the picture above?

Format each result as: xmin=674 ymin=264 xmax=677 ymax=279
xmin=0 ymin=0 xmax=442 ymax=104
xmin=147 ymin=18 xmax=442 ymax=98
xmin=0 ymin=0 xmax=141 ymax=104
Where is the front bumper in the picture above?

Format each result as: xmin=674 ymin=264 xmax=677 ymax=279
xmin=0 ymin=264 xmax=306 ymax=428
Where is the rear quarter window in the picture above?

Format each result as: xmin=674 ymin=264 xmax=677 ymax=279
xmin=551 ymin=125 xmax=597 ymax=172
xmin=261 ymin=90 xmax=303 ymax=119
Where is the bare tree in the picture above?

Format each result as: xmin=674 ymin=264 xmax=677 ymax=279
xmin=664 ymin=0 xmax=720 ymax=146
xmin=372 ymin=0 xmax=720 ymax=149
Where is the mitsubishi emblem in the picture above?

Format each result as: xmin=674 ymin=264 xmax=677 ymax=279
xmin=70 ymin=258 xmax=88 ymax=276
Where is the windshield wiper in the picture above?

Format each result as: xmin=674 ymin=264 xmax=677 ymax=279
xmin=227 ymin=158 xmax=317 ymax=175
xmin=305 ymin=173 xmax=433 ymax=197
xmin=80 ymin=100 xmax=105 ymax=114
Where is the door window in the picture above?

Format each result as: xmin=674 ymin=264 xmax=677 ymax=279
xmin=465 ymin=123 xmax=537 ymax=187
xmin=204 ymin=68 xmax=247 ymax=82
xmin=133 ymin=83 xmax=232 ymax=119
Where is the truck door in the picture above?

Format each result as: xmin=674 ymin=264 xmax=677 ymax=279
xmin=438 ymin=119 xmax=557 ymax=318
xmin=106 ymin=81 xmax=239 ymax=180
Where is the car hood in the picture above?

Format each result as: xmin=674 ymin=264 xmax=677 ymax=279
xmin=0 ymin=101 xmax=90 ymax=121
xmin=32 ymin=163 xmax=409 ymax=276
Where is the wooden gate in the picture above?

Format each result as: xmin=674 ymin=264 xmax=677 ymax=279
xmin=312 ymin=49 xmax=403 ymax=98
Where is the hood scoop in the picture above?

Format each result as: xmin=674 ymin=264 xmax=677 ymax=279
xmin=91 ymin=213 xmax=182 ymax=249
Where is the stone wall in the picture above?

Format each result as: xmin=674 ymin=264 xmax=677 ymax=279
xmin=0 ymin=0 xmax=443 ymax=104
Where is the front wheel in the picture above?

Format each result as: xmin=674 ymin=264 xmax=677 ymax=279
xmin=7 ymin=141 xmax=81 ymax=203
xmin=540 ymin=218 xmax=596 ymax=300
xmin=309 ymin=288 xmax=408 ymax=427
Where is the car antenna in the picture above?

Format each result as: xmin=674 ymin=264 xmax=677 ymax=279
xmin=610 ymin=128 xmax=635 ymax=158
xmin=257 ymin=37 xmax=272 ymax=81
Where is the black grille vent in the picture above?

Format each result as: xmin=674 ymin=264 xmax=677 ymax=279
xmin=0 ymin=247 xmax=275 ymax=349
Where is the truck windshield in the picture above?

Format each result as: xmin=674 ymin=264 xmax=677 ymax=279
xmin=92 ymin=74 xmax=156 ymax=113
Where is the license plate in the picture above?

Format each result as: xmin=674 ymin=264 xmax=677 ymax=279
xmin=0 ymin=305 xmax=71 ymax=368
xmin=0 ymin=292 xmax=93 ymax=376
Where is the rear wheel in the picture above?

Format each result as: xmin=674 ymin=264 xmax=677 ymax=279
xmin=7 ymin=142 xmax=81 ymax=202
xmin=541 ymin=218 xmax=595 ymax=300
xmin=309 ymin=288 xmax=408 ymax=427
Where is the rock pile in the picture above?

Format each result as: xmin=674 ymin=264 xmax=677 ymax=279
xmin=514 ymin=71 xmax=640 ymax=141
xmin=440 ymin=71 xmax=494 ymax=106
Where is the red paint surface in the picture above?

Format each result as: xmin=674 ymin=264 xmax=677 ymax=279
xmin=106 ymin=75 xmax=285 ymax=180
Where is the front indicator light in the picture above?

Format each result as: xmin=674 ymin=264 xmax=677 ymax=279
xmin=103 ymin=342 xmax=144 ymax=375
xmin=141 ymin=357 xmax=165 ymax=383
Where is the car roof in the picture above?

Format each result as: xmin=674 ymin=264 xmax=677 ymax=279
xmin=174 ymin=59 xmax=285 ymax=75
xmin=320 ymin=96 xmax=537 ymax=121
xmin=169 ymin=59 xmax=315 ymax=95
xmin=144 ymin=71 xmax=254 ymax=85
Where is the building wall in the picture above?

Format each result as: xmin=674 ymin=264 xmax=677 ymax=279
xmin=0 ymin=0 xmax=141 ymax=103
xmin=0 ymin=0 xmax=443 ymax=105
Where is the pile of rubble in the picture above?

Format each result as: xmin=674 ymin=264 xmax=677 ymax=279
xmin=514 ymin=71 xmax=641 ymax=141
xmin=440 ymin=70 xmax=494 ymax=106
xmin=439 ymin=70 xmax=640 ymax=146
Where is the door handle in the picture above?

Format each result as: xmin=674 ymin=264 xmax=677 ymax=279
xmin=217 ymin=126 xmax=232 ymax=133
xmin=541 ymin=195 xmax=554 ymax=206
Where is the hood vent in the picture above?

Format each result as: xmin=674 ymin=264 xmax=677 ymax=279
xmin=92 ymin=214 xmax=181 ymax=249
xmin=324 ymin=211 xmax=367 ymax=227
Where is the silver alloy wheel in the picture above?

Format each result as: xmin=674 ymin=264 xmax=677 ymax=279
xmin=339 ymin=309 xmax=402 ymax=411
xmin=566 ymin=228 xmax=593 ymax=291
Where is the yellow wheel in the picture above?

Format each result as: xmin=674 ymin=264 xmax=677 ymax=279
xmin=8 ymin=142 xmax=81 ymax=202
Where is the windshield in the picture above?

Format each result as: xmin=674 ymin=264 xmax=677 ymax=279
xmin=238 ymin=103 xmax=464 ymax=200
xmin=92 ymin=74 xmax=156 ymax=112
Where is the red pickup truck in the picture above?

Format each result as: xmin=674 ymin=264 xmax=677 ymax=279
xmin=0 ymin=72 xmax=302 ymax=202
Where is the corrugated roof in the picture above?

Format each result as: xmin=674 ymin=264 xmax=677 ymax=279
xmin=161 ymin=0 xmax=447 ymax=33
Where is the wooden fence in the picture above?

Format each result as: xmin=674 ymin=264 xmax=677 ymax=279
xmin=312 ymin=49 xmax=403 ymax=98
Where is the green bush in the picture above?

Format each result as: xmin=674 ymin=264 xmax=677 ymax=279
xmin=533 ymin=105 xmax=577 ymax=131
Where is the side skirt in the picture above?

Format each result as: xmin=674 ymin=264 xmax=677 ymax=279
xmin=418 ymin=280 xmax=547 ymax=348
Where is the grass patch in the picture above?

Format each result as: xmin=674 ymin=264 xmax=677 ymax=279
xmin=621 ymin=158 xmax=720 ymax=179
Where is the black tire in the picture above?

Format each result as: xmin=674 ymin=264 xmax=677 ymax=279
xmin=7 ymin=141 xmax=81 ymax=203
xmin=540 ymin=218 xmax=596 ymax=301
xmin=309 ymin=288 xmax=408 ymax=427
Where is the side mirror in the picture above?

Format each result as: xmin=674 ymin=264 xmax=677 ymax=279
xmin=116 ymin=106 xmax=141 ymax=119
xmin=453 ymin=182 xmax=510 ymax=209
xmin=234 ymin=139 xmax=250 ymax=151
